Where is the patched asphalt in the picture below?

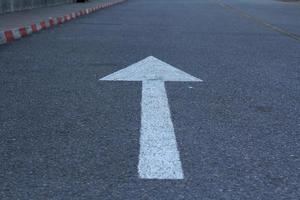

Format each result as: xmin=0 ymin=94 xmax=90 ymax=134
xmin=0 ymin=0 xmax=299 ymax=199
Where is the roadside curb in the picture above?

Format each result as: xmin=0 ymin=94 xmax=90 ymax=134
xmin=0 ymin=0 xmax=126 ymax=45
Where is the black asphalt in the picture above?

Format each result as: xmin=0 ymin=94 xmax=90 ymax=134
xmin=1 ymin=0 xmax=299 ymax=199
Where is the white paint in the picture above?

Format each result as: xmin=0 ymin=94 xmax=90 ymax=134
xmin=36 ymin=24 xmax=42 ymax=31
xmin=12 ymin=29 xmax=21 ymax=39
xmin=139 ymin=80 xmax=184 ymax=179
xmin=100 ymin=56 xmax=202 ymax=179
xmin=100 ymin=56 xmax=201 ymax=82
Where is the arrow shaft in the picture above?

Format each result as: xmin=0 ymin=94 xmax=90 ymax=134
xmin=138 ymin=80 xmax=184 ymax=179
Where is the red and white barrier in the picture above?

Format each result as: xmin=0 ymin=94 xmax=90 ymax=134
xmin=0 ymin=0 xmax=126 ymax=45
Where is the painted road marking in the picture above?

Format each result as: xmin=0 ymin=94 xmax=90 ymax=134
xmin=216 ymin=0 xmax=300 ymax=42
xmin=100 ymin=56 xmax=202 ymax=179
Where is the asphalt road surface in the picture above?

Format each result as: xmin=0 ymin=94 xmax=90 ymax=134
xmin=1 ymin=0 xmax=300 ymax=199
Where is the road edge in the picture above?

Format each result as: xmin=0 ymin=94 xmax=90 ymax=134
xmin=0 ymin=0 xmax=126 ymax=45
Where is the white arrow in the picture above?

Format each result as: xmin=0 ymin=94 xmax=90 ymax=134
xmin=100 ymin=56 xmax=202 ymax=179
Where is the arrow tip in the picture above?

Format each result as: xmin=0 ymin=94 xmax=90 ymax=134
xmin=100 ymin=56 xmax=203 ymax=82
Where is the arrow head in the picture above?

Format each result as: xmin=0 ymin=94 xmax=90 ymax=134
xmin=100 ymin=56 xmax=202 ymax=82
